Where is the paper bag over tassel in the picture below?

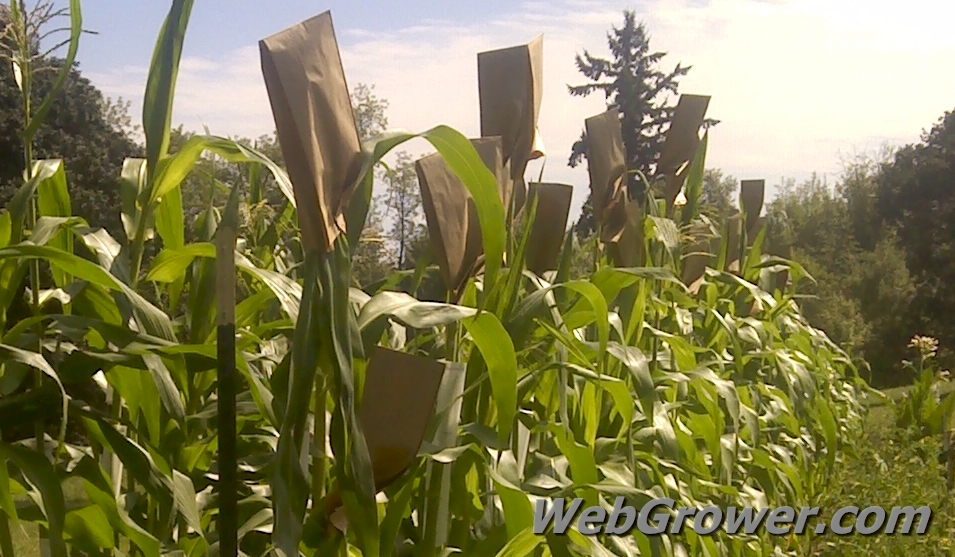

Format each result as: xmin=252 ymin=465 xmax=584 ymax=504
xmin=740 ymin=179 xmax=765 ymax=237
xmin=358 ymin=347 xmax=446 ymax=489
xmin=525 ymin=183 xmax=573 ymax=275
xmin=416 ymin=137 xmax=507 ymax=293
xmin=478 ymin=36 xmax=544 ymax=214
xmin=323 ymin=346 xmax=447 ymax=525
xmin=657 ymin=94 xmax=711 ymax=210
xmin=259 ymin=11 xmax=362 ymax=253
xmin=725 ymin=213 xmax=743 ymax=273
xmin=584 ymin=108 xmax=629 ymax=244
xmin=608 ymin=201 xmax=644 ymax=268
xmin=474 ymin=137 xmax=513 ymax=219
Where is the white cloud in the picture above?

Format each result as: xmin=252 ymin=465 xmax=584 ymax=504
xmin=85 ymin=0 xmax=955 ymax=220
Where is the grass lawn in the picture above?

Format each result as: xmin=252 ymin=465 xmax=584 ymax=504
xmin=10 ymin=477 xmax=86 ymax=557
xmin=874 ymin=381 xmax=955 ymax=407
xmin=815 ymin=394 xmax=955 ymax=556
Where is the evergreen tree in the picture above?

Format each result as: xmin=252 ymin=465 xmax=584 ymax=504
xmin=568 ymin=11 xmax=698 ymax=237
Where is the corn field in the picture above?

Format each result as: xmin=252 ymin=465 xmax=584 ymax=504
xmin=0 ymin=1 xmax=866 ymax=556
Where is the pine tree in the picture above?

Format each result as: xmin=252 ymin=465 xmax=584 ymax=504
xmin=568 ymin=11 xmax=696 ymax=237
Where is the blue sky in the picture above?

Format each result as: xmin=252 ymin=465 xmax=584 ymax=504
xmin=76 ymin=1 xmax=523 ymax=73
xmin=69 ymin=0 xmax=955 ymax=219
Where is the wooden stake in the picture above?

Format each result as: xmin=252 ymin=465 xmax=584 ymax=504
xmin=216 ymin=224 xmax=238 ymax=557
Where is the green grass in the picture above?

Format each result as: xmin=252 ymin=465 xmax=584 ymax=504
xmin=10 ymin=477 xmax=86 ymax=557
xmin=816 ymin=391 xmax=955 ymax=556
xmin=871 ymin=381 xmax=955 ymax=407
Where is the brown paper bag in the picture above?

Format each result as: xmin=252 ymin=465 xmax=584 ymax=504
xmin=725 ymin=213 xmax=743 ymax=273
xmin=259 ymin=11 xmax=362 ymax=253
xmin=358 ymin=347 xmax=447 ymax=489
xmin=599 ymin=187 xmax=630 ymax=246
xmin=478 ymin=36 xmax=543 ymax=213
xmin=584 ymin=108 xmax=629 ymax=243
xmin=323 ymin=347 xmax=447 ymax=523
xmin=657 ymin=95 xmax=711 ymax=208
xmin=608 ymin=200 xmax=645 ymax=267
xmin=740 ymin=179 xmax=765 ymax=236
xmin=416 ymin=137 xmax=506 ymax=292
xmin=525 ymin=183 xmax=573 ymax=275
xmin=747 ymin=216 xmax=766 ymax=247
xmin=472 ymin=137 xmax=512 ymax=219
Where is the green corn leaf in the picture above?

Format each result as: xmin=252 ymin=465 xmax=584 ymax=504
xmin=149 ymin=135 xmax=293 ymax=208
xmin=143 ymin=0 xmax=195 ymax=182
xmin=463 ymin=312 xmax=518 ymax=445
xmin=0 ymin=245 xmax=175 ymax=340
xmin=494 ymin=526 xmax=544 ymax=557
xmin=172 ymin=470 xmax=204 ymax=538
xmin=344 ymin=127 xmax=506 ymax=289
xmin=155 ymin=177 xmax=185 ymax=307
xmin=551 ymin=426 xmax=599 ymax=508
xmin=321 ymin=240 xmax=379 ymax=556
xmin=0 ymin=344 xmax=68 ymax=445
xmin=34 ymin=160 xmax=72 ymax=287
xmin=119 ymin=158 xmax=151 ymax=242
xmin=0 ymin=443 xmax=68 ymax=557
xmin=105 ymin=366 xmax=160 ymax=443
xmin=271 ymin=250 xmax=322 ymax=557
xmin=77 ymin=412 xmax=173 ymax=506
xmin=71 ymin=457 xmax=161 ymax=557
xmin=29 ymin=217 xmax=130 ymax=287
xmin=7 ymin=159 xmax=62 ymax=240
xmin=357 ymin=290 xmax=477 ymax=330
xmin=140 ymin=353 xmax=186 ymax=424
xmin=146 ymin=242 xmax=302 ymax=323
xmin=62 ymin=505 xmax=115 ymax=554
xmin=0 ymin=441 xmax=17 ymax=521
xmin=488 ymin=466 xmax=535 ymax=538
xmin=680 ymin=130 xmax=708 ymax=227
xmin=378 ymin=460 xmax=423 ymax=554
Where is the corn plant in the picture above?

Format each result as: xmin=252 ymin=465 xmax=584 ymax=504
xmin=893 ymin=335 xmax=955 ymax=490
xmin=0 ymin=2 xmax=866 ymax=557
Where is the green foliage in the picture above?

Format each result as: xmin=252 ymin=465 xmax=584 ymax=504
xmin=352 ymin=200 xmax=393 ymax=287
xmin=378 ymin=151 xmax=426 ymax=271
xmin=764 ymin=162 xmax=916 ymax=386
xmin=877 ymin=108 xmax=955 ymax=374
xmin=894 ymin=336 xmax=955 ymax=440
xmin=819 ymin=402 xmax=955 ymax=556
xmin=351 ymin=83 xmax=389 ymax=143
xmin=0 ymin=21 xmax=141 ymax=239
xmin=700 ymin=168 xmax=737 ymax=221
xmin=568 ymin=11 xmax=689 ymax=185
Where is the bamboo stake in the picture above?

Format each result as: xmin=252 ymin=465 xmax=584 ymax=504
xmin=216 ymin=224 xmax=238 ymax=557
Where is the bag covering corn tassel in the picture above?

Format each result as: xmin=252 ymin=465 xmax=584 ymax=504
xmin=259 ymin=11 xmax=362 ymax=253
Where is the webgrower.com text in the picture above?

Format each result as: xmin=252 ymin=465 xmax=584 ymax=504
xmin=533 ymin=497 xmax=932 ymax=537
